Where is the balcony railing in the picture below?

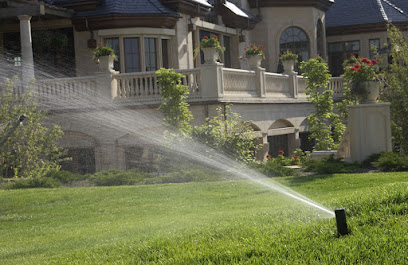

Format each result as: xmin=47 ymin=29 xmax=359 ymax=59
xmin=28 ymin=64 xmax=345 ymax=108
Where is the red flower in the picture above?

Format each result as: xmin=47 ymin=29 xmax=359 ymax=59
xmin=354 ymin=64 xmax=360 ymax=69
xmin=259 ymin=45 xmax=264 ymax=50
xmin=213 ymin=35 xmax=217 ymax=39
xmin=350 ymin=54 xmax=355 ymax=57
xmin=358 ymin=68 xmax=362 ymax=72
xmin=350 ymin=67 xmax=357 ymax=71
xmin=204 ymin=36 xmax=208 ymax=39
xmin=295 ymin=162 xmax=299 ymax=165
xmin=279 ymin=52 xmax=283 ymax=56
xmin=361 ymin=58 xmax=371 ymax=64
xmin=372 ymin=59 xmax=377 ymax=64
xmin=266 ymin=154 xmax=271 ymax=159
xmin=279 ymin=150 xmax=284 ymax=155
xmin=292 ymin=155 xmax=297 ymax=159
xmin=99 ymin=43 xmax=102 ymax=46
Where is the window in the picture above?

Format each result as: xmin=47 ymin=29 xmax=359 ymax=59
xmin=144 ymin=38 xmax=157 ymax=71
xmin=104 ymin=36 xmax=169 ymax=73
xmin=369 ymin=39 xmax=380 ymax=59
xmin=279 ymin=26 xmax=310 ymax=72
xmin=328 ymin=40 xmax=360 ymax=76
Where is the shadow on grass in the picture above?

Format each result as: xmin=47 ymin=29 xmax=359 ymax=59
xmin=287 ymin=173 xmax=336 ymax=186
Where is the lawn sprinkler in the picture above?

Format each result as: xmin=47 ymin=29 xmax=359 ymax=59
xmin=0 ymin=114 xmax=27 ymax=147
xmin=335 ymin=208 xmax=349 ymax=236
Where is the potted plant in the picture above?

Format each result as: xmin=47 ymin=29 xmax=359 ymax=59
xmin=279 ymin=50 xmax=298 ymax=74
xmin=93 ymin=43 xmax=117 ymax=71
xmin=343 ymin=57 xmax=380 ymax=103
xmin=245 ymin=44 xmax=265 ymax=69
xmin=195 ymin=35 xmax=225 ymax=64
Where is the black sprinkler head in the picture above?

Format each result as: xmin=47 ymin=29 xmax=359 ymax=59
xmin=19 ymin=114 xmax=26 ymax=122
xmin=335 ymin=208 xmax=349 ymax=236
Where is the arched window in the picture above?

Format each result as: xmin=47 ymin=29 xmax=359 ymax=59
xmin=279 ymin=26 xmax=310 ymax=72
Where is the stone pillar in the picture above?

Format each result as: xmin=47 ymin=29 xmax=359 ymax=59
xmin=348 ymin=103 xmax=392 ymax=162
xmin=288 ymin=72 xmax=298 ymax=99
xmin=255 ymin=68 xmax=266 ymax=98
xmin=18 ymin=15 xmax=35 ymax=84
xmin=200 ymin=63 xmax=224 ymax=100
xmin=95 ymin=59 xmax=119 ymax=100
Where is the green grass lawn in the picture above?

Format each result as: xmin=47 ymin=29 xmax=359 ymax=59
xmin=1 ymin=172 xmax=407 ymax=264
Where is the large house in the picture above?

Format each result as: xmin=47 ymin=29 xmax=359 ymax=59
xmin=1 ymin=0 xmax=407 ymax=173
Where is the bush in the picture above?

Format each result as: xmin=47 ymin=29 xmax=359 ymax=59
xmin=252 ymin=160 xmax=298 ymax=177
xmin=3 ymin=177 xmax=61 ymax=189
xmin=372 ymin=152 xmax=408 ymax=172
xmin=150 ymin=169 xmax=230 ymax=184
xmin=304 ymin=155 xmax=358 ymax=175
xmin=89 ymin=170 xmax=151 ymax=186
xmin=45 ymin=170 xmax=87 ymax=184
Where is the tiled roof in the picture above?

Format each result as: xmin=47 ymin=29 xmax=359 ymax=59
xmin=326 ymin=0 xmax=408 ymax=28
xmin=47 ymin=0 xmax=179 ymax=17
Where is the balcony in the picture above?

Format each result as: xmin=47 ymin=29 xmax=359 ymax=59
xmin=31 ymin=63 xmax=345 ymax=109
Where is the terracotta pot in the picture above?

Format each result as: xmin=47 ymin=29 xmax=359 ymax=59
xmin=247 ymin=54 xmax=263 ymax=70
xmin=202 ymin=47 xmax=219 ymax=64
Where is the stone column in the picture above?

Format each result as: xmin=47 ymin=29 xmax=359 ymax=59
xmin=348 ymin=103 xmax=392 ymax=162
xmin=18 ymin=15 xmax=35 ymax=84
xmin=200 ymin=63 xmax=224 ymax=100
xmin=255 ymin=68 xmax=266 ymax=98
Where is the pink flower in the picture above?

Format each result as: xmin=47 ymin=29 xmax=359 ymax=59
xmin=259 ymin=45 xmax=263 ymax=50
xmin=213 ymin=35 xmax=217 ymax=40
xmin=266 ymin=154 xmax=271 ymax=159
xmin=279 ymin=150 xmax=284 ymax=155
xmin=372 ymin=59 xmax=377 ymax=64
xmin=204 ymin=36 xmax=208 ymax=39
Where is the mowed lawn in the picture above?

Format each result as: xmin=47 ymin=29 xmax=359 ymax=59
xmin=1 ymin=172 xmax=407 ymax=264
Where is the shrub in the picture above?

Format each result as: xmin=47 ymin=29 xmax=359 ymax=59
xmin=3 ymin=177 xmax=61 ymax=189
xmin=45 ymin=170 xmax=87 ymax=184
xmin=153 ymin=169 xmax=231 ymax=184
xmin=252 ymin=160 xmax=298 ymax=177
xmin=372 ymin=152 xmax=408 ymax=172
xmin=89 ymin=170 xmax=151 ymax=186
xmin=304 ymin=155 xmax=358 ymax=175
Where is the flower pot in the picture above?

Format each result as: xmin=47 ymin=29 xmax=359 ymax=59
xmin=202 ymin=47 xmax=219 ymax=64
xmin=98 ymin=55 xmax=114 ymax=72
xmin=247 ymin=54 xmax=263 ymax=70
xmin=282 ymin=60 xmax=295 ymax=74
xmin=354 ymin=80 xmax=379 ymax=104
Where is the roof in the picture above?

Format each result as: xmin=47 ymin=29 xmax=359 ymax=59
xmin=326 ymin=0 xmax=408 ymax=28
xmin=58 ymin=0 xmax=180 ymax=18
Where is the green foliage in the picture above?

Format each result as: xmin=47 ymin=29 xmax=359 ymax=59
xmin=89 ymin=169 xmax=150 ymax=186
xmin=304 ymin=155 xmax=359 ymax=175
xmin=192 ymin=105 xmax=260 ymax=163
xmin=300 ymin=57 xmax=345 ymax=151
xmin=199 ymin=35 xmax=225 ymax=52
xmin=379 ymin=24 xmax=408 ymax=154
xmin=157 ymin=68 xmax=193 ymax=136
xmin=279 ymin=50 xmax=298 ymax=62
xmin=45 ymin=169 xmax=88 ymax=184
xmin=93 ymin=43 xmax=117 ymax=60
xmin=251 ymin=160 xmax=298 ymax=177
xmin=2 ymin=176 xmax=61 ymax=189
xmin=0 ymin=78 xmax=66 ymax=178
xmin=372 ymin=152 xmax=408 ymax=172
xmin=244 ymin=44 xmax=265 ymax=59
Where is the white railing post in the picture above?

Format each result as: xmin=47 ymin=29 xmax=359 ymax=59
xmin=95 ymin=65 xmax=119 ymax=100
xmin=255 ymin=68 xmax=266 ymax=98
xmin=288 ymin=72 xmax=298 ymax=99
xmin=200 ymin=63 xmax=224 ymax=100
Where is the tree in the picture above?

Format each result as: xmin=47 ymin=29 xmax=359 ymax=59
xmin=156 ymin=68 xmax=193 ymax=136
xmin=300 ymin=57 xmax=345 ymax=151
xmin=156 ymin=68 xmax=259 ymax=163
xmin=379 ymin=24 xmax=408 ymax=154
xmin=0 ymin=79 xmax=66 ymax=178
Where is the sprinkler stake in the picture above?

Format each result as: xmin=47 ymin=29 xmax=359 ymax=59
xmin=335 ymin=208 xmax=349 ymax=236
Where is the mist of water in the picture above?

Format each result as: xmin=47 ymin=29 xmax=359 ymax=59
xmin=0 ymin=55 xmax=335 ymax=218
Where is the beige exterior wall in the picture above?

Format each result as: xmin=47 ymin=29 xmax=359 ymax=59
xmin=248 ymin=7 xmax=326 ymax=72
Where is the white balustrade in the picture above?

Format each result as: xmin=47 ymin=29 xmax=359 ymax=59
xmin=223 ymin=68 xmax=256 ymax=96
xmin=265 ymin=73 xmax=290 ymax=96
xmin=34 ymin=76 xmax=97 ymax=102
xmin=327 ymin=77 xmax=345 ymax=98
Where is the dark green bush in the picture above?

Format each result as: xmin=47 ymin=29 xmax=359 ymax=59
xmin=89 ymin=170 xmax=151 ymax=186
xmin=252 ymin=160 xmax=298 ymax=177
xmin=304 ymin=155 xmax=358 ymax=175
xmin=372 ymin=152 xmax=408 ymax=172
xmin=45 ymin=170 xmax=87 ymax=184
xmin=150 ymin=169 xmax=230 ymax=184
xmin=3 ymin=177 xmax=61 ymax=189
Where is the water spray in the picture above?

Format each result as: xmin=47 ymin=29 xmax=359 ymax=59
xmin=335 ymin=208 xmax=349 ymax=236
xmin=0 ymin=114 xmax=27 ymax=147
